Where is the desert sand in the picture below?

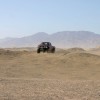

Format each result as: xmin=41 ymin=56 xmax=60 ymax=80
xmin=0 ymin=48 xmax=100 ymax=100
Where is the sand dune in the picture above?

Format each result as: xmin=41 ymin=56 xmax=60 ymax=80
xmin=66 ymin=47 xmax=85 ymax=52
xmin=88 ymin=47 xmax=100 ymax=55
xmin=0 ymin=48 xmax=100 ymax=80
xmin=0 ymin=48 xmax=100 ymax=99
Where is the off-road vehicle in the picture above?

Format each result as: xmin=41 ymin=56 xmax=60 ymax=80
xmin=37 ymin=42 xmax=55 ymax=53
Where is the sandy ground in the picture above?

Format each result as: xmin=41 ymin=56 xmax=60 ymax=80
xmin=0 ymin=48 xmax=100 ymax=100
xmin=0 ymin=78 xmax=100 ymax=100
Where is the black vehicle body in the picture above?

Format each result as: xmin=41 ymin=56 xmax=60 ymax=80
xmin=37 ymin=42 xmax=55 ymax=53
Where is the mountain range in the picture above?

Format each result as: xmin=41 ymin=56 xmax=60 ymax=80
xmin=0 ymin=31 xmax=100 ymax=48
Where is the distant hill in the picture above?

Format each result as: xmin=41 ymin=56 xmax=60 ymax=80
xmin=0 ymin=31 xmax=100 ymax=48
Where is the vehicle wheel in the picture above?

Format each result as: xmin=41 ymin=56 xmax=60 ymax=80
xmin=50 ymin=47 xmax=55 ymax=53
xmin=51 ymin=47 xmax=55 ymax=53
xmin=37 ymin=49 xmax=40 ymax=53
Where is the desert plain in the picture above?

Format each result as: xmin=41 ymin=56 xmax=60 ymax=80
xmin=0 ymin=47 xmax=100 ymax=100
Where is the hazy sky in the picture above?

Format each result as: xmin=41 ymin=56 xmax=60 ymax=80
xmin=0 ymin=0 xmax=100 ymax=38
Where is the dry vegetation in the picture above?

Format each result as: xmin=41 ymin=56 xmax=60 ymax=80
xmin=0 ymin=47 xmax=100 ymax=100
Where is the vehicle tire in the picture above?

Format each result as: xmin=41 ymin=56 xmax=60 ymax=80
xmin=51 ymin=47 xmax=55 ymax=53
xmin=37 ymin=48 xmax=40 ymax=53
xmin=50 ymin=46 xmax=55 ymax=53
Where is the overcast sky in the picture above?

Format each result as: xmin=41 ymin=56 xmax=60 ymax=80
xmin=0 ymin=0 xmax=100 ymax=38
